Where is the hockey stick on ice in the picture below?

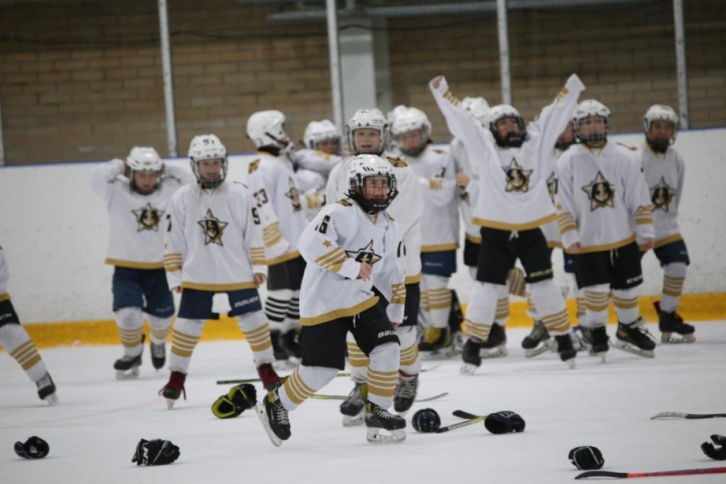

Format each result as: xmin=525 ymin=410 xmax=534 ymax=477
xmin=434 ymin=410 xmax=485 ymax=433
xmin=650 ymin=411 xmax=726 ymax=420
xmin=312 ymin=392 xmax=448 ymax=402
xmin=574 ymin=467 xmax=726 ymax=480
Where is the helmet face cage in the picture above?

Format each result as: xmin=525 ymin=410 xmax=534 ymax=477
xmin=346 ymin=156 xmax=399 ymax=214
xmin=188 ymin=135 xmax=228 ymax=189
xmin=644 ymin=105 xmax=679 ymax=152
xmin=346 ymin=109 xmax=389 ymax=155
xmin=126 ymin=147 xmax=163 ymax=195
xmin=574 ymin=100 xmax=611 ymax=146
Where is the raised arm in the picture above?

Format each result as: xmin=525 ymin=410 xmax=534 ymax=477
xmin=88 ymin=158 xmax=125 ymax=206
xmin=528 ymin=74 xmax=585 ymax=159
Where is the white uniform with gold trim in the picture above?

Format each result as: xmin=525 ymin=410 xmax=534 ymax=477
xmin=246 ymin=152 xmax=312 ymax=265
xmin=404 ymin=144 xmax=459 ymax=252
xmin=294 ymin=168 xmax=326 ymax=222
xmin=0 ymin=247 xmax=9 ymax=302
xmin=540 ymin=149 xmax=565 ymax=248
xmin=555 ymin=142 xmax=654 ymax=252
xmin=89 ymin=159 xmax=194 ymax=269
xmin=164 ymin=181 xmax=267 ymax=291
xmin=637 ymin=142 xmax=685 ymax=248
xmin=298 ymin=201 xmax=405 ymax=326
xmin=326 ymin=153 xmax=423 ymax=283
xmin=450 ymin=138 xmax=481 ymax=244
xmin=293 ymin=149 xmax=344 ymax=178
xmin=431 ymin=75 xmax=585 ymax=231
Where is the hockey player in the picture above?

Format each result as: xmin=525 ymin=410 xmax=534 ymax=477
xmin=326 ymin=108 xmax=424 ymax=422
xmin=431 ymin=74 xmax=584 ymax=373
xmin=556 ymin=100 xmax=656 ymax=360
xmin=161 ymin=134 xmax=280 ymax=408
xmin=391 ymin=107 xmax=459 ymax=359
xmin=638 ymin=104 xmax=695 ymax=343
xmin=257 ymin=154 xmax=407 ymax=446
xmin=0 ymin=247 xmax=58 ymax=405
xmin=246 ymin=110 xmax=318 ymax=366
xmin=89 ymin=147 xmax=194 ymax=379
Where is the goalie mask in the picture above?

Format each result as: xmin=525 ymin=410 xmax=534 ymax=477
xmin=461 ymin=97 xmax=490 ymax=126
xmin=346 ymin=108 xmax=389 ymax=156
xmin=391 ymin=107 xmax=432 ymax=157
xmin=644 ymin=104 xmax=679 ymax=153
xmin=188 ymin=134 xmax=227 ymax=189
xmin=126 ymin=146 xmax=163 ymax=195
xmin=347 ymin=154 xmax=398 ymax=214
xmin=303 ymin=119 xmax=341 ymax=154
xmin=574 ymin=99 xmax=611 ymax=147
xmin=247 ymin=110 xmax=291 ymax=150
xmin=487 ymin=104 xmax=527 ymax=148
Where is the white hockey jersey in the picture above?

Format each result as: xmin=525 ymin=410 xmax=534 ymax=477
xmin=637 ymin=142 xmax=685 ymax=248
xmin=246 ymin=151 xmax=313 ymax=266
xmin=555 ymin=142 xmax=654 ymax=253
xmin=403 ymin=144 xmax=459 ymax=252
xmin=298 ymin=200 xmax=406 ymax=326
xmin=164 ymin=182 xmax=267 ymax=292
xmin=326 ymin=153 xmax=423 ymax=284
xmin=431 ymin=75 xmax=584 ymax=231
xmin=88 ymin=159 xmax=194 ymax=269
xmin=294 ymin=168 xmax=326 ymax=222
xmin=0 ymin=246 xmax=10 ymax=302
xmin=292 ymin=149 xmax=344 ymax=178
xmin=450 ymin=137 xmax=482 ymax=244
xmin=540 ymin=148 xmax=567 ymax=248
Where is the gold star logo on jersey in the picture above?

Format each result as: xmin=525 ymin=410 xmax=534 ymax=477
xmin=197 ymin=209 xmax=228 ymax=246
xmin=322 ymin=240 xmax=332 ymax=248
xmin=131 ymin=203 xmax=164 ymax=232
xmin=284 ymin=177 xmax=302 ymax=212
xmin=547 ymin=172 xmax=558 ymax=202
xmin=345 ymin=240 xmax=382 ymax=266
xmin=502 ymin=158 xmax=532 ymax=192
xmin=651 ymin=177 xmax=676 ymax=212
xmin=582 ymin=171 xmax=615 ymax=210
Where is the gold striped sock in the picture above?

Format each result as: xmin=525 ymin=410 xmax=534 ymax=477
xmin=542 ymin=309 xmax=570 ymax=334
xmin=10 ymin=340 xmax=42 ymax=371
xmin=367 ymin=368 xmax=398 ymax=398
xmin=241 ymin=322 xmax=273 ymax=352
xmin=282 ymin=368 xmax=316 ymax=405
xmin=663 ymin=275 xmax=685 ymax=298
xmin=170 ymin=328 xmax=200 ymax=358
xmin=585 ymin=290 xmax=610 ymax=312
xmin=613 ymin=295 xmax=638 ymax=310
xmin=495 ymin=297 xmax=509 ymax=321
xmin=399 ymin=341 xmax=419 ymax=367
xmin=347 ymin=341 xmax=370 ymax=368
xmin=118 ymin=327 xmax=143 ymax=348
xmin=465 ymin=320 xmax=492 ymax=341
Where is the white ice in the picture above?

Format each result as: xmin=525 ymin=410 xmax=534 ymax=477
xmin=3 ymin=321 xmax=726 ymax=484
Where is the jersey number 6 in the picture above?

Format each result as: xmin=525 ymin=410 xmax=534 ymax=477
xmin=315 ymin=215 xmax=331 ymax=234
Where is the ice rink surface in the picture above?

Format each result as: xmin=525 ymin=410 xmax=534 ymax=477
xmin=2 ymin=321 xmax=726 ymax=484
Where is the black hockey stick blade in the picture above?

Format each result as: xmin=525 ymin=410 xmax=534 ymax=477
xmin=435 ymin=415 xmax=485 ymax=433
xmin=453 ymin=410 xmax=481 ymax=420
xmin=576 ymin=467 xmax=726 ymax=479
xmin=217 ymin=371 xmax=350 ymax=385
xmin=650 ymin=411 xmax=726 ymax=420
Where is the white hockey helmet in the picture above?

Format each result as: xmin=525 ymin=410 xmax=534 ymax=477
xmin=573 ymin=99 xmax=611 ymax=145
xmin=486 ymin=104 xmax=526 ymax=147
xmin=347 ymin=154 xmax=398 ymax=214
xmin=303 ymin=119 xmax=340 ymax=150
xmin=461 ymin=97 xmax=490 ymax=126
xmin=246 ymin=110 xmax=290 ymax=149
xmin=126 ymin=146 xmax=162 ymax=194
xmin=644 ymin=104 xmax=679 ymax=152
xmin=188 ymin=134 xmax=228 ymax=189
xmin=346 ymin=108 xmax=389 ymax=155
xmin=391 ymin=107 xmax=432 ymax=138
xmin=387 ymin=104 xmax=410 ymax=126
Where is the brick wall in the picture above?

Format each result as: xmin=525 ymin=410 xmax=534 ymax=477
xmin=1 ymin=0 xmax=724 ymax=164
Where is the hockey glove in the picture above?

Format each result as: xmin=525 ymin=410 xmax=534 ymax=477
xmin=14 ymin=436 xmax=50 ymax=459
xmin=132 ymin=439 xmax=180 ymax=466
xmin=569 ymin=446 xmax=605 ymax=470
xmin=702 ymin=435 xmax=726 ymax=461
xmin=412 ymin=408 xmax=441 ymax=433
xmin=211 ymin=383 xmax=257 ymax=419
xmin=484 ymin=411 xmax=526 ymax=434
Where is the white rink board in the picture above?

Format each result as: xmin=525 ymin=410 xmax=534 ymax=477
xmin=0 ymin=129 xmax=725 ymax=323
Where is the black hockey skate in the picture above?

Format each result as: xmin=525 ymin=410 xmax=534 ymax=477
xmin=555 ymin=334 xmax=577 ymax=369
xmin=479 ymin=323 xmax=508 ymax=359
xmin=365 ymin=401 xmax=406 ymax=444
xmin=460 ymin=337 xmax=482 ymax=375
xmin=150 ymin=341 xmax=166 ymax=370
xmin=279 ymin=330 xmax=302 ymax=362
xmin=394 ymin=373 xmax=419 ymax=415
xmin=256 ymin=363 xmax=281 ymax=391
xmin=340 ymin=382 xmax=366 ymax=426
xmin=418 ymin=326 xmax=454 ymax=360
xmin=36 ymin=373 xmax=59 ymax=405
xmin=159 ymin=371 xmax=186 ymax=409
xmin=654 ymin=302 xmax=695 ymax=344
xmin=571 ymin=325 xmax=588 ymax=352
xmin=613 ymin=319 xmax=656 ymax=358
xmin=114 ymin=353 xmax=142 ymax=380
xmin=589 ymin=326 xmax=609 ymax=362
xmin=270 ymin=329 xmax=293 ymax=370
xmin=522 ymin=320 xmax=555 ymax=358
xmin=256 ymin=388 xmax=291 ymax=447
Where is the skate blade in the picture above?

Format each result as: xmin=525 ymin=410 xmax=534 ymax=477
xmin=165 ymin=398 xmax=177 ymax=410
xmin=524 ymin=340 xmax=555 ymax=358
xmin=612 ymin=340 xmax=655 ymax=358
xmin=342 ymin=413 xmax=364 ymax=427
xmin=43 ymin=393 xmax=60 ymax=406
xmin=420 ymin=346 xmax=456 ymax=361
xmin=564 ymin=358 xmax=576 ymax=369
xmin=661 ymin=333 xmax=695 ymax=344
xmin=255 ymin=402 xmax=283 ymax=447
xmin=460 ymin=363 xmax=479 ymax=375
xmin=366 ymin=427 xmax=406 ymax=444
xmin=480 ymin=346 xmax=507 ymax=359
xmin=115 ymin=367 xmax=140 ymax=380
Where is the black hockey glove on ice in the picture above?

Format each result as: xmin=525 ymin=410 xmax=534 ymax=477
xmin=569 ymin=446 xmax=605 ymax=470
xmin=132 ymin=439 xmax=180 ymax=466
xmin=702 ymin=435 xmax=726 ymax=460
xmin=212 ymin=383 xmax=257 ymax=419
xmin=484 ymin=411 xmax=526 ymax=434
xmin=14 ymin=436 xmax=50 ymax=459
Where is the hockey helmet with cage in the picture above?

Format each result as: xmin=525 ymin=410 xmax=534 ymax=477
xmin=573 ymin=100 xmax=611 ymax=146
xmin=188 ymin=134 xmax=228 ymax=189
xmin=303 ymin=119 xmax=340 ymax=151
xmin=461 ymin=97 xmax=490 ymax=126
xmin=346 ymin=108 xmax=389 ymax=155
xmin=643 ymin=104 xmax=679 ymax=153
xmin=347 ymin=154 xmax=398 ymax=214
xmin=246 ymin=110 xmax=290 ymax=149
xmin=486 ymin=104 xmax=526 ymax=148
xmin=126 ymin=146 xmax=163 ymax=195
xmin=391 ymin=107 xmax=432 ymax=157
